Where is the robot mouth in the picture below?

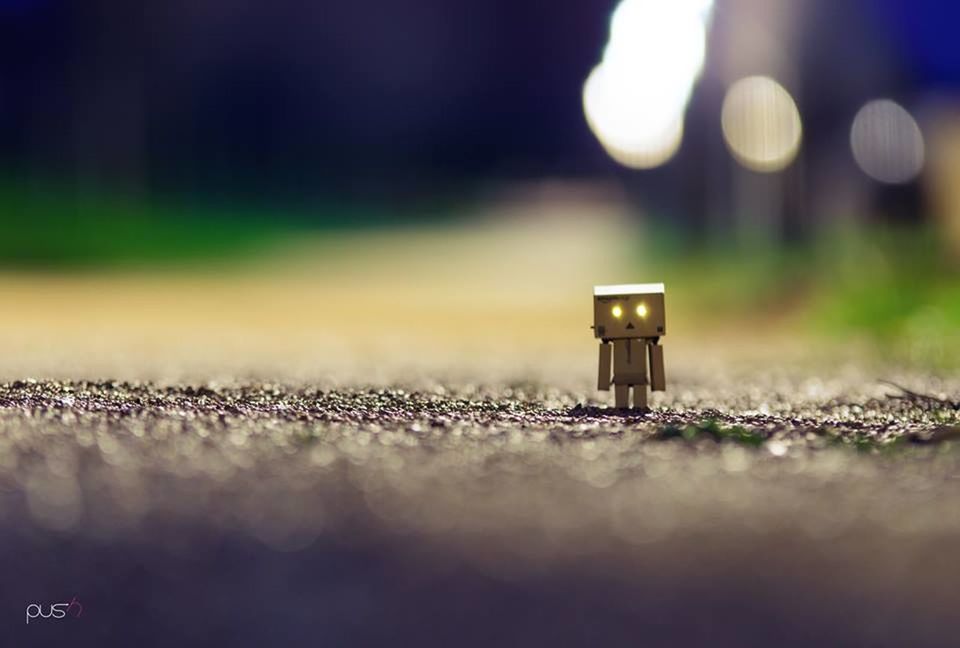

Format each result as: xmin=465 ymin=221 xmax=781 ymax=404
xmin=625 ymin=322 xmax=635 ymax=330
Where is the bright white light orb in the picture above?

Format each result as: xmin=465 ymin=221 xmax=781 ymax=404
xmin=583 ymin=0 xmax=714 ymax=170
xmin=607 ymin=0 xmax=708 ymax=84
xmin=721 ymin=76 xmax=802 ymax=172
xmin=583 ymin=65 xmax=685 ymax=169
xmin=850 ymin=99 xmax=925 ymax=184
xmin=636 ymin=303 xmax=648 ymax=318
xmin=611 ymin=304 xmax=623 ymax=318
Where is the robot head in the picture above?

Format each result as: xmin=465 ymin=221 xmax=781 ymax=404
xmin=592 ymin=283 xmax=665 ymax=340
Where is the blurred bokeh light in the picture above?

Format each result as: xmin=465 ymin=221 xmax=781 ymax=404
xmin=582 ymin=0 xmax=713 ymax=169
xmin=721 ymin=76 xmax=803 ymax=172
xmin=850 ymin=99 xmax=925 ymax=184
xmin=582 ymin=67 xmax=684 ymax=170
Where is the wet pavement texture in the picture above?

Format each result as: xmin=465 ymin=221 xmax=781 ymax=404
xmin=2 ymin=374 xmax=960 ymax=647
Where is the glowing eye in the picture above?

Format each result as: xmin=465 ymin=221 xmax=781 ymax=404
xmin=611 ymin=304 xmax=623 ymax=318
xmin=636 ymin=303 xmax=648 ymax=318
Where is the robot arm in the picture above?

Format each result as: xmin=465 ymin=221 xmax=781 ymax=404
xmin=598 ymin=341 xmax=611 ymax=391
xmin=649 ymin=340 xmax=665 ymax=391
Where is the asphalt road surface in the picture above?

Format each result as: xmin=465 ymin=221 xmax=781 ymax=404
xmin=2 ymin=371 xmax=960 ymax=647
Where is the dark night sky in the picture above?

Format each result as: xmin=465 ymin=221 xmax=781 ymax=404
xmin=0 ymin=0 xmax=956 ymax=201
xmin=0 ymin=0 xmax=612 ymax=198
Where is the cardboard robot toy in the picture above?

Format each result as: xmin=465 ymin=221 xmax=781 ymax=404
xmin=592 ymin=283 xmax=666 ymax=409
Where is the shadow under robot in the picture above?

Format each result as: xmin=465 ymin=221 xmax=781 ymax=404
xmin=592 ymin=283 xmax=666 ymax=409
